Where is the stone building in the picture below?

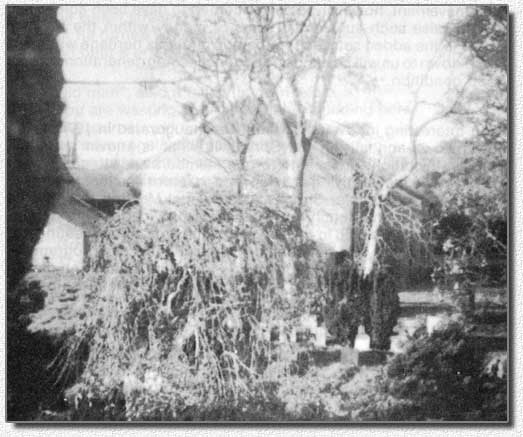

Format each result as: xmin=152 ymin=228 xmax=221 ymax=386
xmin=32 ymin=161 xmax=136 ymax=270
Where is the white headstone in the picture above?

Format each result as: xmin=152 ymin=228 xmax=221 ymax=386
xmin=426 ymin=314 xmax=444 ymax=335
xmin=354 ymin=325 xmax=370 ymax=352
xmin=314 ymin=326 xmax=327 ymax=348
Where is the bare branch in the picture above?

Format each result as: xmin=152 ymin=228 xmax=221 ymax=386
xmin=307 ymin=8 xmax=339 ymax=139
xmin=379 ymin=73 xmax=473 ymax=201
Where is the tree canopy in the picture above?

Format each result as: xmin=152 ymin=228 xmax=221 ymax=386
xmin=436 ymin=6 xmax=507 ymax=224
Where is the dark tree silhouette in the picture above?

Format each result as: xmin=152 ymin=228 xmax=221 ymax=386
xmin=7 ymin=6 xmax=65 ymax=420
xmin=7 ymin=6 xmax=64 ymax=292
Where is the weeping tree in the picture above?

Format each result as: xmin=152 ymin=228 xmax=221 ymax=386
xmin=59 ymin=197 xmax=327 ymax=420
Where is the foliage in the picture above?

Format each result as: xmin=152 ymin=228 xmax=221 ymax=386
xmin=7 ymin=276 xmax=70 ymax=420
xmin=61 ymin=195 xmax=327 ymax=420
xmin=445 ymin=6 xmax=508 ymax=73
xmin=434 ymin=131 xmax=507 ymax=225
xmin=337 ymin=365 xmax=414 ymax=421
xmin=439 ymin=5 xmax=507 ymax=228
xmin=264 ymin=362 xmax=414 ymax=421
xmin=269 ymin=365 xmax=344 ymax=419
xmin=388 ymin=322 xmax=507 ymax=421
xmin=430 ymin=5 xmax=508 ymax=301
xmin=430 ymin=213 xmax=506 ymax=312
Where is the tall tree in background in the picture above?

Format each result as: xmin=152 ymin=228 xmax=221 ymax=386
xmin=157 ymin=6 xmax=370 ymax=230
xmin=436 ymin=6 xmax=507 ymax=250
xmin=243 ymin=6 xmax=345 ymax=229
xmin=7 ymin=6 xmax=64 ymax=291
xmin=437 ymin=5 xmax=507 ymax=227
xmin=7 ymin=6 xmax=65 ymax=420
xmin=446 ymin=5 xmax=508 ymax=73
xmin=429 ymin=6 xmax=508 ymax=314
xmin=155 ymin=9 xmax=264 ymax=196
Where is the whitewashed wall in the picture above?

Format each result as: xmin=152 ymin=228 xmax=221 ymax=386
xmin=32 ymin=214 xmax=85 ymax=270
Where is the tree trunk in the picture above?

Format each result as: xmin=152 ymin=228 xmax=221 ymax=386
xmin=283 ymin=152 xmax=303 ymax=302
xmin=463 ymin=281 xmax=476 ymax=317
xmin=237 ymin=142 xmax=248 ymax=196
xmin=287 ymin=136 xmax=311 ymax=230
xmin=283 ymin=137 xmax=311 ymax=301
xmin=362 ymin=198 xmax=382 ymax=278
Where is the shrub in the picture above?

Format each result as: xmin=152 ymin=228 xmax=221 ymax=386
xmin=431 ymin=213 xmax=507 ymax=315
xmin=264 ymin=362 xmax=413 ymax=421
xmin=338 ymin=366 xmax=414 ymax=421
xmin=7 ymin=277 xmax=68 ymax=420
xmin=267 ymin=363 xmax=347 ymax=419
xmin=387 ymin=322 xmax=507 ymax=420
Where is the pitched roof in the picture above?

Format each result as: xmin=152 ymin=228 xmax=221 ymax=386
xmin=58 ymin=160 xmax=136 ymax=201
xmin=209 ymin=100 xmax=427 ymax=207
xmin=53 ymin=194 xmax=106 ymax=234
xmin=282 ymin=112 xmax=428 ymax=209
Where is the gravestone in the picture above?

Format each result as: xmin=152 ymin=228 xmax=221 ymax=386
xmin=354 ymin=325 xmax=371 ymax=351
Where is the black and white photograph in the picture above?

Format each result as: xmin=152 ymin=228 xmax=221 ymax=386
xmin=6 ymin=4 xmax=509 ymax=423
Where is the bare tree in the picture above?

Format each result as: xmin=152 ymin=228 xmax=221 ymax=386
xmin=155 ymin=8 xmax=263 ymax=196
xmin=157 ymin=6 xmax=368 ymax=228
xmin=360 ymin=67 xmax=473 ymax=278
xmin=242 ymin=6 xmax=360 ymax=229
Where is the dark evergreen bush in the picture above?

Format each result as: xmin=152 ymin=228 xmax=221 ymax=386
xmin=323 ymin=259 xmax=399 ymax=350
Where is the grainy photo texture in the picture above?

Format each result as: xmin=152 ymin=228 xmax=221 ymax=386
xmin=6 ymin=5 xmax=508 ymax=422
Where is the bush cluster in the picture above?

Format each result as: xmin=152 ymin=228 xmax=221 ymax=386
xmin=387 ymin=321 xmax=507 ymax=421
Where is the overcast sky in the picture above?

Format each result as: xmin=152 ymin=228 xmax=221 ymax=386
xmin=56 ymin=5 xmax=473 ymax=170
